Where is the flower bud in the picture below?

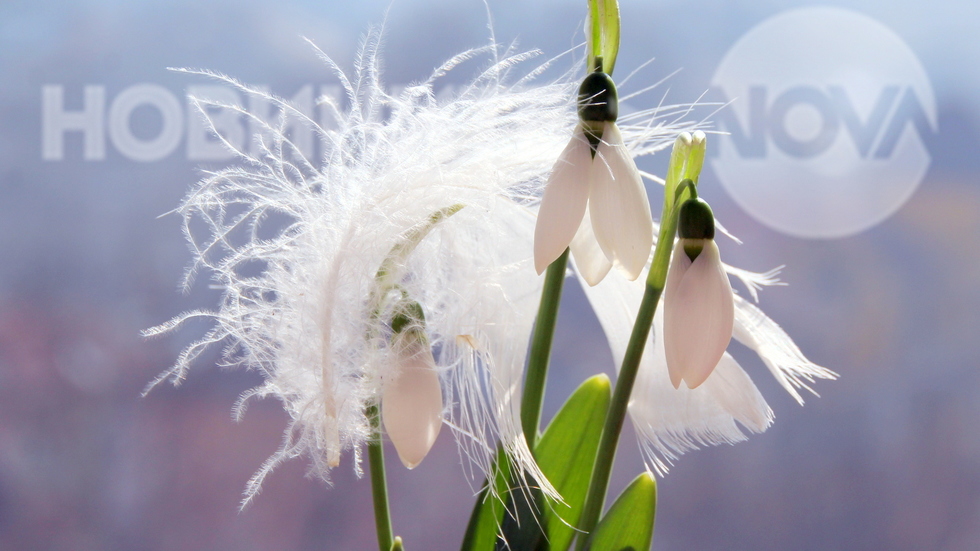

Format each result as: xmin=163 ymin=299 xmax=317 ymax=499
xmin=382 ymin=329 xmax=444 ymax=469
xmin=665 ymin=132 xmax=707 ymax=202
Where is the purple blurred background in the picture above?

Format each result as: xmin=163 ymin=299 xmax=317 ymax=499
xmin=2 ymin=0 xmax=979 ymax=549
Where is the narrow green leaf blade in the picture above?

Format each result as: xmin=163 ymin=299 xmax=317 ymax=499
xmin=587 ymin=473 xmax=657 ymax=551
xmin=536 ymin=374 xmax=612 ymax=551
xmin=460 ymin=452 xmax=512 ymax=551
xmin=496 ymin=481 xmax=545 ymax=551
xmin=467 ymin=375 xmax=611 ymax=551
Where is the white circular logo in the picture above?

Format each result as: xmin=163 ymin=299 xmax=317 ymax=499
xmin=709 ymin=7 xmax=937 ymax=239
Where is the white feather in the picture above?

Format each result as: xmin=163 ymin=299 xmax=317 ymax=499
xmin=147 ymin=25 xmax=694 ymax=506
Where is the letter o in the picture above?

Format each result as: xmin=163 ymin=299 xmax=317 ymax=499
xmin=768 ymin=86 xmax=839 ymax=158
xmin=108 ymin=84 xmax=183 ymax=162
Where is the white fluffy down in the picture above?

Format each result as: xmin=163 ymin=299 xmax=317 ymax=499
xmin=145 ymin=28 xmax=692 ymax=506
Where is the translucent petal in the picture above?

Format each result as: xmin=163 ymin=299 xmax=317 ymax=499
xmin=588 ymin=122 xmax=654 ymax=280
xmin=382 ymin=339 xmax=444 ymax=469
xmin=569 ymin=202 xmax=613 ymax=286
xmin=578 ymin=271 xmax=771 ymax=474
xmin=705 ymin=352 xmax=772 ymax=433
xmin=534 ymin=127 xmax=592 ymax=274
xmin=662 ymin=242 xmax=692 ymax=389
xmin=663 ymin=240 xmax=734 ymax=389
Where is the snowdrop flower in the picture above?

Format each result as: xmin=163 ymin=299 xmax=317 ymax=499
xmin=382 ymin=305 xmax=443 ymax=469
xmin=534 ymin=70 xmax=654 ymax=283
xmin=579 ymin=237 xmax=836 ymax=473
xmin=663 ymin=197 xmax=734 ymax=389
xmin=145 ymin=28 xmax=690 ymax=505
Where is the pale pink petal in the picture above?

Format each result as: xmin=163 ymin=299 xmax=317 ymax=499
xmin=534 ymin=127 xmax=592 ymax=274
xmin=663 ymin=240 xmax=734 ymax=389
xmin=662 ymin=242 xmax=692 ymax=389
xmin=569 ymin=202 xmax=613 ymax=286
xmin=588 ymin=122 xmax=654 ymax=279
xmin=382 ymin=339 xmax=444 ymax=469
xmin=579 ymin=273 xmax=771 ymax=474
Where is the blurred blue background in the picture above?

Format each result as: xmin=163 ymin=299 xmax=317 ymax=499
xmin=2 ymin=0 xmax=979 ymax=549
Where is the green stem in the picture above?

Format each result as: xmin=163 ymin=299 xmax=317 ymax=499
xmin=521 ymin=248 xmax=570 ymax=449
xmin=367 ymin=405 xmax=394 ymax=551
xmin=575 ymin=206 xmax=682 ymax=550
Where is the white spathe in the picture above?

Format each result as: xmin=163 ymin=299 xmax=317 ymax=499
xmin=383 ymin=334 xmax=444 ymax=469
xmin=534 ymin=122 xmax=653 ymax=283
xmin=663 ymin=239 xmax=735 ymax=389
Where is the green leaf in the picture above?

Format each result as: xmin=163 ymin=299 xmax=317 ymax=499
xmin=459 ymin=451 xmax=512 ymax=551
xmin=536 ymin=374 xmax=611 ymax=551
xmin=588 ymin=0 xmax=621 ymax=75
xmin=586 ymin=473 xmax=657 ymax=551
xmin=496 ymin=479 xmax=545 ymax=551
xmin=462 ymin=375 xmax=611 ymax=551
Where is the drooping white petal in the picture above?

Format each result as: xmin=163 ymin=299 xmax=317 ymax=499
xmin=382 ymin=336 xmax=444 ymax=469
xmin=579 ymin=269 xmax=772 ymax=474
xmin=663 ymin=239 xmax=735 ymax=389
xmin=704 ymin=352 xmax=773 ymax=433
xmin=733 ymin=295 xmax=838 ymax=404
xmin=569 ymin=201 xmax=613 ymax=286
xmin=534 ymin=126 xmax=593 ymax=274
xmin=588 ymin=122 xmax=654 ymax=280
xmin=662 ymin=242 xmax=693 ymax=389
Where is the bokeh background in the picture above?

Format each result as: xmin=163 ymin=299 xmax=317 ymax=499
xmin=2 ymin=0 xmax=979 ymax=549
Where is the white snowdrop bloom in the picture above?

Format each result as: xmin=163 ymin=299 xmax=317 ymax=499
xmin=145 ymin=27 xmax=691 ymax=506
xmin=663 ymin=198 xmax=734 ymax=390
xmin=534 ymin=71 xmax=654 ymax=283
xmin=382 ymin=328 xmax=443 ymax=470
xmin=578 ymin=239 xmax=836 ymax=474
xmin=664 ymin=238 xmax=735 ymax=389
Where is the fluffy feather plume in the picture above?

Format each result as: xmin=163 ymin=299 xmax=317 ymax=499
xmin=145 ymin=27 xmax=695 ymax=506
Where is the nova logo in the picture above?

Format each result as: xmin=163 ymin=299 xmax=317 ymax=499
xmin=709 ymin=7 xmax=937 ymax=238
